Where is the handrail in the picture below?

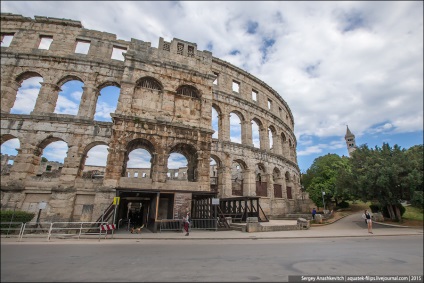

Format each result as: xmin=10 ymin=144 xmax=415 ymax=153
xmin=16 ymin=221 xmax=109 ymax=241
xmin=0 ymin=222 xmax=24 ymax=239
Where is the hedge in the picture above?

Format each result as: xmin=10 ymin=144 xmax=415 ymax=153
xmin=1 ymin=210 xmax=35 ymax=223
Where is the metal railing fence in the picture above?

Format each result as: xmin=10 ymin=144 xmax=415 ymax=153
xmin=159 ymin=218 xmax=217 ymax=232
xmin=0 ymin=222 xmax=25 ymax=238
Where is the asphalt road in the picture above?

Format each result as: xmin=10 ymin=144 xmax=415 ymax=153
xmin=1 ymin=235 xmax=423 ymax=282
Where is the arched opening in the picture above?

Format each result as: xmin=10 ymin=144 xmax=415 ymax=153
xmin=167 ymin=153 xmax=188 ymax=180
xmin=1 ymin=136 xmax=20 ymax=175
xmin=94 ymin=84 xmax=120 ymax=122
xmin=80 ymin=144 xmax=108 ymax=178
xmin=122 ymin=139 xmax=155 ymax=178
xmin=11 ymin=76 xmax=43 ymax=114
xmin=230 ymin=112 xmax=242 ymax=144
xmin=273 ymin=167 xmax=283 ymax=198
xmin=136 ymin=77 xmax=162 ymax=91
xmin=281 ymin=132 xmax=289 ymax=156
xmin=285 ymin=171 xmax=293 ymax=199
xmin=251 ymin=118 xmax=261 ymax=148
xmin=176 ymin=85 xmax=200 ymax=99
xmin=268 ymin=125 xmax=276 ymax=151
xmin=231 ymin=160 xmax=246 ymax=196
xmin=168 ymin=143 xmax=198 ymax=182
xmin=210 ymin=155 xmax=221 ymax=193
xmin=54 ymin=79 xmax=84 ymax=115
xmin=37 ymin=139 xmax=68 ymax=177
xmin=255 ymin=163 xmax=267 ymax=197
xmin=211 ymin=106 xmax=219 ymax=139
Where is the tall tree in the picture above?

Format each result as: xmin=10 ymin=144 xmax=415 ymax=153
xmin=348 ymin=143 xmax=414 ymax=220
xmin=302 ymin=153 xmax=351 ymax=209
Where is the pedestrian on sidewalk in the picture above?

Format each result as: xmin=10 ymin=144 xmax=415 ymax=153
xmin=311 ymin=208 xmax=317 ymax=220
xmin=183 ymin=211 xmax=191 ymax=236
xmin=363 ymin=210 xmax=373 ymax=234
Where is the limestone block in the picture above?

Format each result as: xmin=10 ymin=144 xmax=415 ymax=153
xmin=246 ymin=217 xmax=258 ymax=223
xmin=246 ymin=222 xmax=261 ymax=232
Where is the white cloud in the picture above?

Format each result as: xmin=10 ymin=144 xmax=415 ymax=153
xmin=85 ymin=145 xmax=108 ymax=166
xmin=0 ymin=139 xmax=20 ymax=156
xmin=42 ymin=141 xmax=68 ymax=163
xmin=127 ymin=149 xmax=152 ymax=168
xmin=1 ymin=1 xmax=422 ymax=167
xmin=54 ymin=95 xmax=79 ymax=115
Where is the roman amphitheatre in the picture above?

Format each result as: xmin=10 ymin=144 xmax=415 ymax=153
xmin=1 ymin=13 xmax=310 ymax=232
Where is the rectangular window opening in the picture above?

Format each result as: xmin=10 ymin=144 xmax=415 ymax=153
xmin=213 ymin=72 xmax=219 ymax=85
xmin=38 ymin=36 xmax=53 ymax=50
xmin=188 ymin=45 xmax=194 ymax=57
xmin=252 ymin=90 xmax=258 ymax=101
xmin=268 ymin=99 xmax=272 ymax=110
xmin=111 ymin=46 xmax=127 ymax=61
xmin=134 ymin=172 xmax=139 ymax=178
xmin=75 ymin=40 xmax=90 ymax=54
xmin=232 ymin=81 xmax=240 ymax=93
xmin=46 ymin=165 xmax=52 ymax=172
xmin=177 ymin=43 xmax=184 ymax=55
xmin=1 ymin=34 xmax=14 ymax=47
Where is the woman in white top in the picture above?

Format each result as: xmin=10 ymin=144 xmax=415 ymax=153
xmin=363 ymin=210 xmax=373 ymax=234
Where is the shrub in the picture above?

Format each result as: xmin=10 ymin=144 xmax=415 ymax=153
xmin=1 ymin=210 xmax=35 ymax=223
xmin=369 ymin=203 xmax=380 ymax=213
xmin=336 ymin=201 xmax=350 ymax=209
xmin=411 ymin=191 xmax=423 ymax=208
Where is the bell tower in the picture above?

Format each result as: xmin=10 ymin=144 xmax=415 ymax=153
xmin=345 ymin=125 xmax=356 ymax=156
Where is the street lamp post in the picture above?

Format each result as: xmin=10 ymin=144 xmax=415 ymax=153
xmin=322 ymin=191 xmax=326 ymax=213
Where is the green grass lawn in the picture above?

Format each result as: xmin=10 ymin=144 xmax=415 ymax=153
xmin=403 ymin=206 xmax=424 ymax=221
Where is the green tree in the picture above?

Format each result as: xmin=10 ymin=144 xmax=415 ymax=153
xmin=302 ymin=154 xmax=352 ymax=209
xmin=347 ymin=143 xmax=418 ymax=221
xmin=41 ymin=157 xmax=48 ymax=162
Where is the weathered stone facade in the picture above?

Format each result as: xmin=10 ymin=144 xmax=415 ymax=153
xmin=1 ymin=13 xmax=310 ymax=227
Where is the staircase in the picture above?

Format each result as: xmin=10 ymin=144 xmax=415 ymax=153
xmin=87 ymin=202 xmax=115 ymax=233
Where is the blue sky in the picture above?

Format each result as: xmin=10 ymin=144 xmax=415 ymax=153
xmin=1 ymin=1 xmax=423 ymax=173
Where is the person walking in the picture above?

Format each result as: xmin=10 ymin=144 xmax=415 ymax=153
xmin=311 ymin=208 xmax=317 ymax=220
xmin=363 ymin=209 xmax=373 ymax=234
xmin=183 ymin=211 xmax=191 ymax=236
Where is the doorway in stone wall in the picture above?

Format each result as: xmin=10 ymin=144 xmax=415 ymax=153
xmin=116 ymin=190 xmax=159 ymax=232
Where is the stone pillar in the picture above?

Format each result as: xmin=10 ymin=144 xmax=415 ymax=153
xmin=32 ymin=82 xmax=61 ymax=114
xmin=1 ymin=80 xmax=20 ymax=113
xmin=265 ymin=173 xmax=273 ymax=198
xmin=221 ymin=113 xmax=230 ymax=142
xmin=115 ymin=81 xmax=135 ymax=115
xmin=218 ymin=165 xmax=232 ymax=197
xmin=77 ymin=85 xmax=100 ymax=119
xmin=151 ymin=151 xmax=167 ymax=183
xmin=242 ymin=120 xmax=252 ymax=146
xmin=282 ymin=140 xmax=289 ymax=158
xmin=196 ymin=150 xmax=210 ymax=184
xmin=273 ymin=133 xmax=282 ymax=155
xmin=9 ymin=143 xmax=41 ymax=181
xmin=59 ymin=144 xmax=80 ymax=185
xmin=259 ymin=127 xmax=269 ymax=151
xmin=103 ymin=146 xmax=126 ymax=187
xmin=243 ymin=169 xmax=255 ymax=196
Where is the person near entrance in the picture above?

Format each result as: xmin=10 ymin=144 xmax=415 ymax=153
xmin=183 ymin=212 xmax=191 ymax=236
xmin=311 ymin=208 xmax=317 ymax=220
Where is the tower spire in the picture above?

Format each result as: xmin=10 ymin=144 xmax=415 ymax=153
xmin=345 ymin=125 xmax=356 ymax=156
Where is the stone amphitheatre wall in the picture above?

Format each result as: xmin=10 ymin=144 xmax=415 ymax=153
xmin=0 ymin=13 xmax=309 ymax=223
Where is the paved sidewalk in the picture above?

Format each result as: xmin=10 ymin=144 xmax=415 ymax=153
xmin=1 ymin=212 xmax=422 ymax=243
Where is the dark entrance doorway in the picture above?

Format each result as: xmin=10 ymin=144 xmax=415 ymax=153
xmin=116 ymin=190 xmax=159 ymax=232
